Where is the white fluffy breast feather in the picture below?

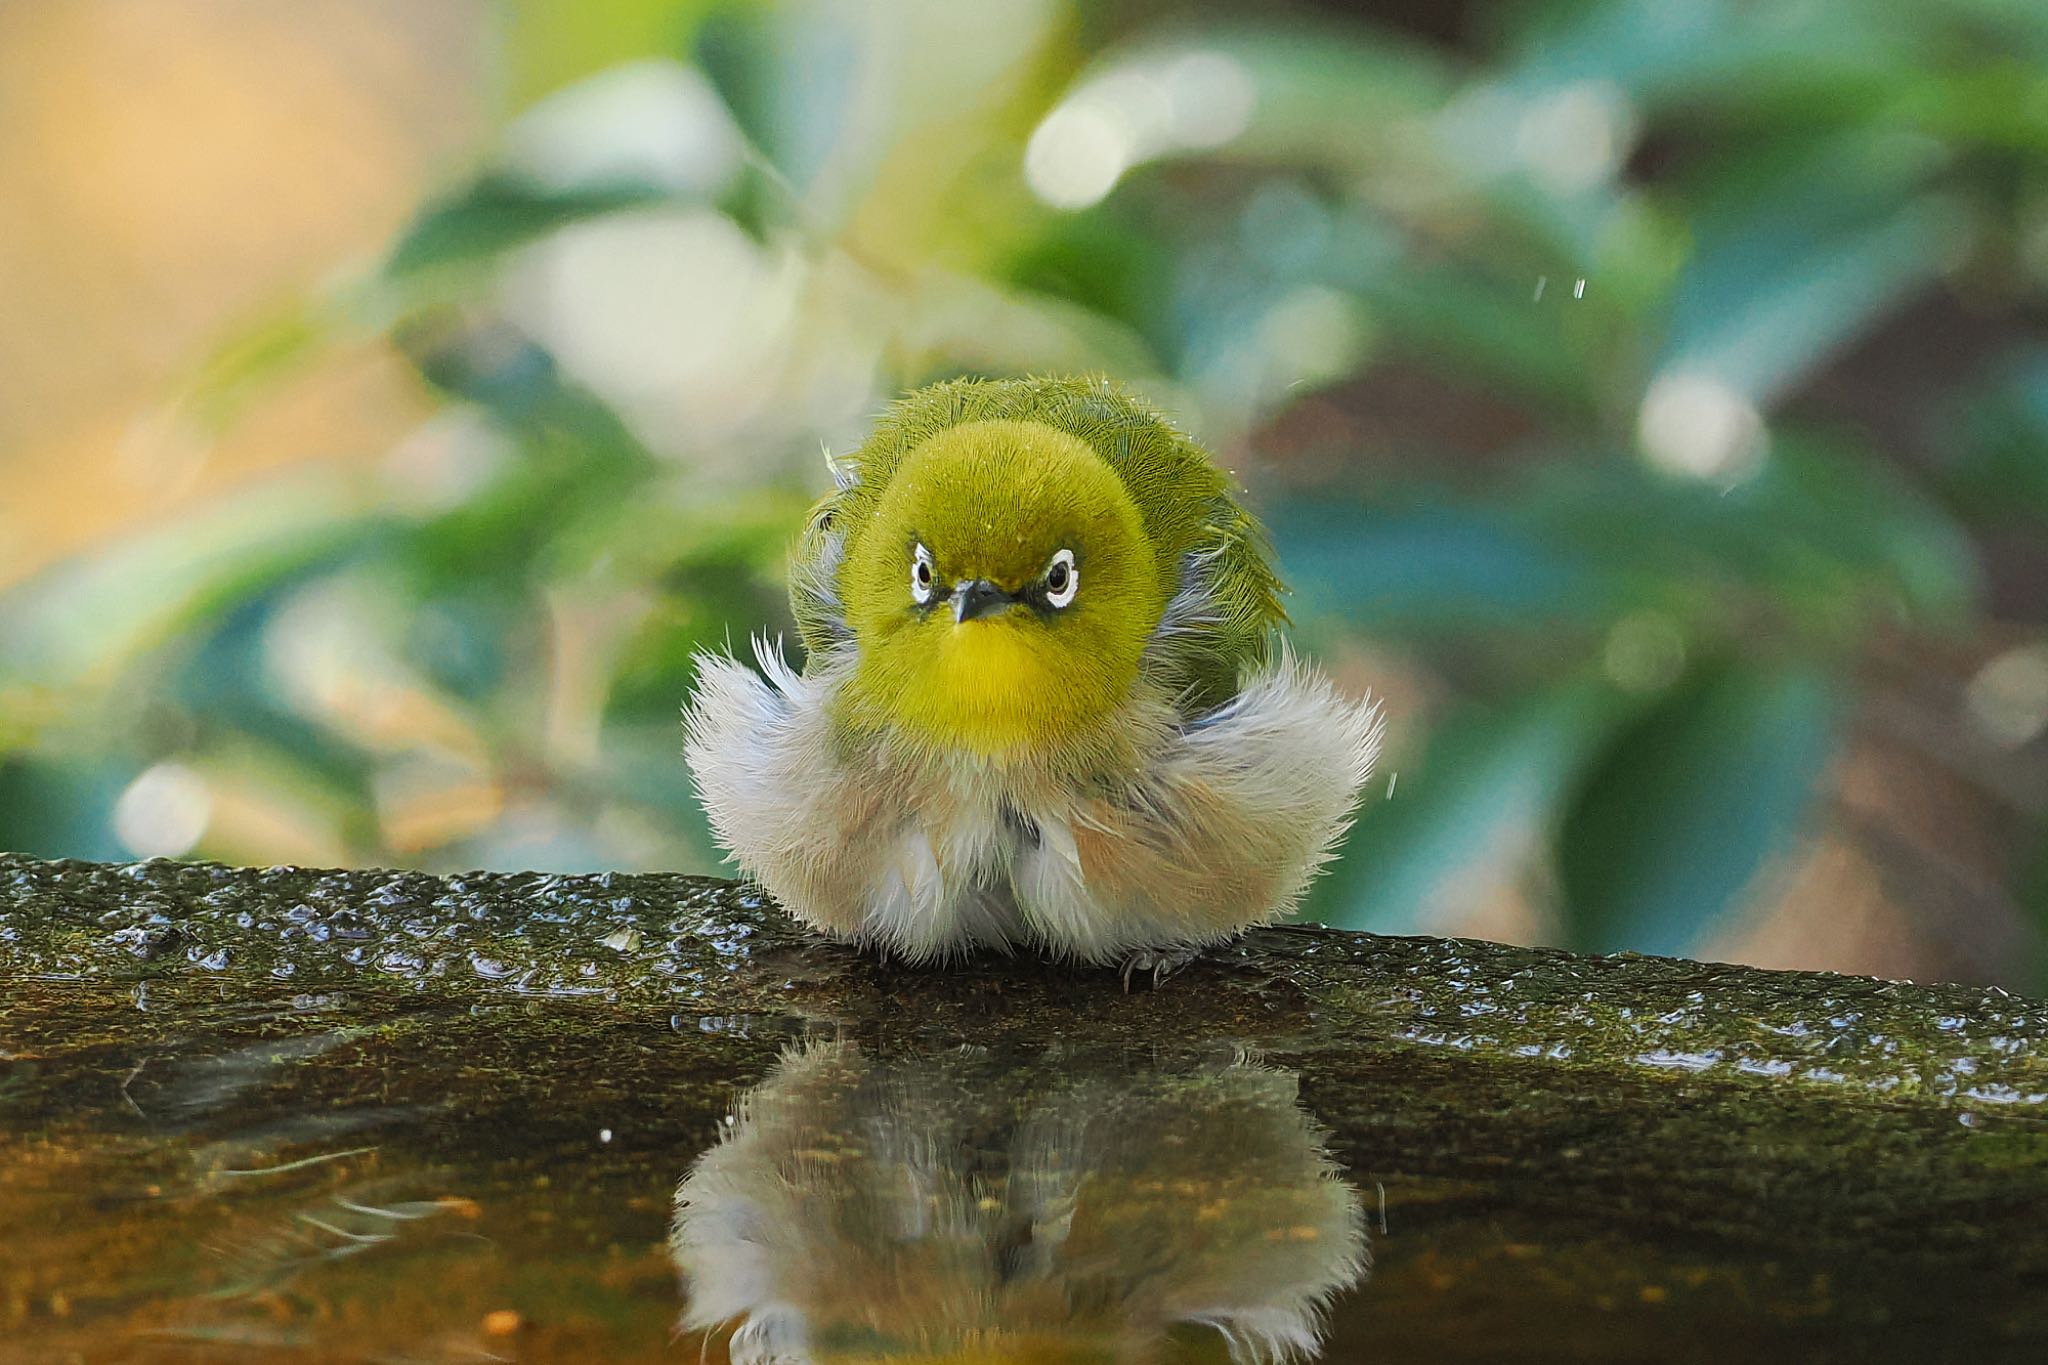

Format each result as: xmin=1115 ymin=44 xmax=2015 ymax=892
xmin=683 ymin=639 xmax=1383 ymax=965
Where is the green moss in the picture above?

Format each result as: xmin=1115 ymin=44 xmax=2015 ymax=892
xmin=5 ymin=854 xmax=2043 ymax=1107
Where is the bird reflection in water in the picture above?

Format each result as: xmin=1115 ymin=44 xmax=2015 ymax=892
xmin=672 ymin=1043 xmax=1367 ymax=1364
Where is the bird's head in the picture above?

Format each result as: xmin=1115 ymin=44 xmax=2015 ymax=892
xmin=835 ymin=418 xmax=1170 ymax=758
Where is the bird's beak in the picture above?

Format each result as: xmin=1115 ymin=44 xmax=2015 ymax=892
xmin=953 ymin=579 xmax=1014 ymax=623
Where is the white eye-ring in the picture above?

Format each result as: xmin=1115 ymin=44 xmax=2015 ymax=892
xmin=911 ymin=543 xmax=936 ymax=605
xmin=1044 ymin=548 xmax=1078 ymax=608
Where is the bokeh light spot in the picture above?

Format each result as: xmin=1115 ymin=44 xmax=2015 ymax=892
xmin=1515 ymin=81 xmax=1638 ymax=194
xmin=1638 ymin=372 xmax=1767 ymax=485
xmin=1161 ymin=51 xmax=1256 ymax=150
xmin=113 ymin=762 xmax=212 ymax=859
xmin=1025 ymin=51 xmax=1255 ymax=210
xmin=1966 ymin=643 xmax=2048 ymax=748
xmin=1024 ymin=102 xmax=1134 ymax=209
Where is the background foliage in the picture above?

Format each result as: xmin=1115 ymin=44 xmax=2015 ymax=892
xmin=2 ymin=0 xmax=2044 ymax=987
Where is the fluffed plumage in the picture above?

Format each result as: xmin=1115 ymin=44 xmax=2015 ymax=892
xmin=685 ymin=376 xmax=1382 ymax=970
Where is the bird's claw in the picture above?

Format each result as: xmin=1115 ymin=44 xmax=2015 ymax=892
xmin=1119 ymin=945 xmax=1202 ymax=991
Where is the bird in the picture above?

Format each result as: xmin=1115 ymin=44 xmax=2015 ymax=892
xmin=684 ymin=375 xmax=1382 ymax=980
xmin=671 ymin=1041 xmax=1368 ymax=1365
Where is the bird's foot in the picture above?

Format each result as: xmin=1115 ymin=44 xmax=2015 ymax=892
xmin=1119 ymin=944 xmax=1203 ymax=991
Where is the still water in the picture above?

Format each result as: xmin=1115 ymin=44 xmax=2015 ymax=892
xmin=5 ymin=973 xmax=2042 ymax=1364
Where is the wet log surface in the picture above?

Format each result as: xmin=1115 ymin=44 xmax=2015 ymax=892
xmin=8 ymin=853 xmax=2044 ymax=1102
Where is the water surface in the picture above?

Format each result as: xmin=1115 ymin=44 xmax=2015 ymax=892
xmin=6 ymin=970 xmax=2044 ymax=1363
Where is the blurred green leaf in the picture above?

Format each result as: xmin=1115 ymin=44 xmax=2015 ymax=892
xmin=1313 ymin=684 xmax=1617 ymax=934
xmin=1745 ymin=433 xmax=1981 ymax=623
xmin=1945 ymin=347 xmax=2048 ymax=525
xmin=0 ymin=479 xmax=373 ymax=690
xmin=401 ymin=438 xmax=648 ymax=591
xmin=1273 ymin=496 xmax=1613 ymax=637
xmin=179 ymin=139 xmax=703 ymax=442
xmin=542 ymin=484 xmax=803 ymax=586
xmin=1005 ymin=211 xmax=1175 ymax=358
xmin=694 ymin=0 xmax=1065 ymax=242
xmin=694 ymin=3 xmax=860 ymax=198
xmin=1357 ymin=266 xmax=1605 ymax=416
xmin=1660 ymin=133 xmax=1964 ymax=400
xmin=0 ymin=758 xmax=130 ymax=862
xmin=1521 ymin=436 xmax=1979 ymax=633
xmin=605 ymin=578 xmax=792 ymax=723
xmin=383 ymin=175 xmax=677 ymax=285
xmin=1558 ymin=658 xmax=1837 ymax=955
xmin=1497 ymin=0 xmax=1910 ymax=114
xmin=1900 ymin=56 xmax=2048 ymax=153
xmin=550 ymin=486 xmax=806 ymax=721
xmin=174 ymin=290 xmax=362 ymax=434
xmin=171 ymin=593 xmax=383 ymax=791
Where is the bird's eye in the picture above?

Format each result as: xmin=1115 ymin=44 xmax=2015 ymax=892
xmin=911 ymin=544 xmax=935 ymax=605
xmin=1044 ymin=548 xmax=1078 ymax=608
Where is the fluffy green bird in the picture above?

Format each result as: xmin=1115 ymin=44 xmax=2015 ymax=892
xmin=685 ymin=376 xmax=1382 ymax=977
